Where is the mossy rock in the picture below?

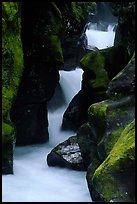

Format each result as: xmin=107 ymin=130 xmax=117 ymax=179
xmin=47 ymin=34 xmax=64 ymax=65
xmin=80 ymin=45 xmax=129 ymax=90
xmin=71 ymin=2 xmax=96 ymax=23
xmin=80 ymin=51 xmax=109 ymax=90
xmin=89 ymin=119 xmax=135 ymax=202
xmin=107 ymin=52 xmax=135 ymax=96
xmin=2 ymin=2 xmax=24 ymax=174
xmin=88 ymin=100 xmax=109 ymax=138
xmin=88 ymin=94 xmax=135 ymax=162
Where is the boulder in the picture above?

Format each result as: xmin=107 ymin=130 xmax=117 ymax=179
xmin=77 ymin=54 xmax=135 ymax=201
xmin=62 ymin=90 xmax=88 ymax=131
xmin=47 ymin=136 xmax=85 ymax=171
xmin=62 ymin=44 xmax=129 ymax=131
xmin=87 ymin=120 xmax=135 ymax=202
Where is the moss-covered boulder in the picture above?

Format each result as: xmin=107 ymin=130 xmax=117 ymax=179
xmin=88 ymin=95 xmax=134 ymax=162
xmin=2 ymin=2 xmax=24 ymax=174
xmin=77 ymin=53 xmax=135 ymax=201
xmin=62 ymin=44 xmax=129 ymax=131
xmin=87 ymin=119 xmax=135 ymax=202
xmin=47 ymin=136 xmax=85 ymax=171
xmin=77 ymin=52 xmax=135 ymax=163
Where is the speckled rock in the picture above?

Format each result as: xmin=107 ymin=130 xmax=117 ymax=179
xmin=47 ymin=136 xmax=85 ymax=171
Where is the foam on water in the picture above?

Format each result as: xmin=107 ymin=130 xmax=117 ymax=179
xmin=86 ymin=23 xmax=116 ymax=49
xmin=2 ymin=23 xmax=116 ymax=201
xmin=2 ymin=68 xmax=92 ymax=202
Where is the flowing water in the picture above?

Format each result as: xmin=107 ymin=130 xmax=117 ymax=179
xmin=86 ymin=23 xmax=116 ymax=49
xmin=2 ymin=23 xmax=116 ymax=202
xmin=2 ymin=68 xmax=92 ymax=202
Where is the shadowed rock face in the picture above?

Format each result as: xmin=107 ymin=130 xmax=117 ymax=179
xmin=10 ymin=2 xmax=63 ymax=146
xmin=77 ymin=55 xmax=135 ymax=202
xmin=47 ymin=136 xmax=85 ymax=171
xmin=10 ymin=2 xmax=97 ymax=146
xmin=62 ymin=44 xmax=129 ymax=131
xmin=61 ymin=2 xmax=135 ymax=133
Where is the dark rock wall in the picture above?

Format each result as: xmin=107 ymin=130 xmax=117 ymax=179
xmin=10 ymin=2 xmax=63 ymax=145
xmin=79 ymin=54 xmax=135 ymax=202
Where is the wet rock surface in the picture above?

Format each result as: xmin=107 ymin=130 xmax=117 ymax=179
xmin=47 ymin=136 xmax=85 ymax=171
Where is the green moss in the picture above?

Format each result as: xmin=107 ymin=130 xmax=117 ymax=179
xmin=80 ymin=51 xmax=109 ymax=89
xmin=2 ymin=2 xmax=18 ymax=21
xmin=2 ymin=122 xmax=14 ymax=144
xmin=71 ymin=2 xmax=96 ymax=23
xmin=2 ymin=2 xmax=24 ymax=174
xmin=71 ymin=2 xmax=83 ymax=23
xmin=48 ymin=34 xmax=64 ymax=64
xmin=109 ymin=110 xmax=116 ymax=118
xmin=105 ymin=127 xmax=125 ymax=155
xmin=88 ymin=101 xmax=108 ymax=124
xmin=92 ymin=119 xmax=135 ymax=201
xmin=108 ymin=119 xmax=135 ymax=167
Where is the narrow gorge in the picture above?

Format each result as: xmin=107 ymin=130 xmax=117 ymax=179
xmin=2 ymin=2 xmax=135 ymax=202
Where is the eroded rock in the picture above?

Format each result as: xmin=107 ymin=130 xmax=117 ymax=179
xmin=47 ymin=136 xmax=85 ymax=171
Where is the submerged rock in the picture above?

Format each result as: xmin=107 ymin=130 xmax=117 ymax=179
xmin=47 ymin=136 xmax=85 ymax=171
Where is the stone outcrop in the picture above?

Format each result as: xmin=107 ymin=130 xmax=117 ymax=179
xmin=2 ymin=2 xmax=24 ymax=174
xmin=47 ymin=136 xmax=85 ymax=171
xmin=62 ymin=44 xmax=129 ymax=130
xmin=77 ymin=55 xmax=135 ymax=202
xmin=10 ymin=2 xmax=64 ymax=145
xmin=87 ymin=119 xmax=135 ymax=202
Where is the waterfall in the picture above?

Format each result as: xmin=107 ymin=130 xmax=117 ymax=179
xmin=2 ymin=68 xmax=92 ymax=202
xmin=86 ymin=22 xmax=116 ymax=49
xmin=48 ymin=68 xmax=83 ymax=147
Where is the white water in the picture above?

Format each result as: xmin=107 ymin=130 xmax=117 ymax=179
xmin=2 ymin=23 xmax=116 ymax=202
xmin=2 ymin=68 xmax=92 ymax=202
xmin=86 ymin=23 xmax=116 ymax=49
